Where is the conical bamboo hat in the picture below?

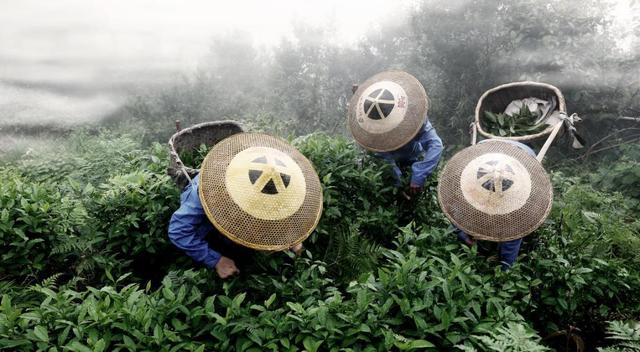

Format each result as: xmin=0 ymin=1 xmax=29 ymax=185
xmin=438 ymin=141 xmax=552 ymax=241
xmin=199 ymin=133 xmax=323 ymax=250
xmin=348 ymin=70 xmax=428 ymax=152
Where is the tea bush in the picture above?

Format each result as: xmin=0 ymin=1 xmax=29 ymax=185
xmin=83 ymin=170 xmax=180 ymax=281
xmin=0 ymin=228 xmax=547 ymax=351
xmin=293 ymin=134 xmax=401 ymax=279
xmin=1 ymin=133 xmax=181 ymax=285
xmin=502 ymin=174 xmax=640 ymax=344
xmin=17 ymin=132 xmax=149 ymax=186
xmin=1 ymin=131 xmax=639 ymax=351
xmin=592 ymin=144 xmax=640 ymax=200
xmin=0 ymin=171 xmax=88 ymax=281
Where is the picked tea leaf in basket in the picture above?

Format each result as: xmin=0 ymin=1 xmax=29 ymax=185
xmin=178 ymin=143 xmax=210 ymax=169
xmin=484 ymin=104 xmax=550 ymax=137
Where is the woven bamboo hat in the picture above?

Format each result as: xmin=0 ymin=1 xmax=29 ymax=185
xmin=198 ymin=133 xmax=323 ymax=251
xmin=437 ymin=141 xmax=553 ymax=242
xmin=348 ymin=70 xmax=428 ymax=152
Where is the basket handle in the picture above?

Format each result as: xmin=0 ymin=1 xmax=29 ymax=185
xmin=178 ymin=162 xmax=193 ymax=184
xmin=469 ymin=122 xmax=478 ymax=145
xmin=170 ymin=150 xmax=193 ymax=184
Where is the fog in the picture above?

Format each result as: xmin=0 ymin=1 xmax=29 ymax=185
xmin=0 ymin=0 xmax=638 ymax=154
xmin=0 ymin=0 xmax=411 ymax=127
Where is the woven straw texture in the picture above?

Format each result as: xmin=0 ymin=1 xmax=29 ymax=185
xmin=475 ymin=81 xmax=566 ymax=142
xmin=348 ymin=70 xmax=428 ymax=152
xmin=168 ymin=120 xmax=243 ymax=188
xmin=199 ymin=133 xmax=323 ymax=251
xmin=438 ymin=141 xmax=553 ymax=242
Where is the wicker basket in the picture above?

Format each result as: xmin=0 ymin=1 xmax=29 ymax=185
xmin=168 ymin=120 xmax=244 ymax=188
xmin=475 ymin=81 xmax=566 ymax=142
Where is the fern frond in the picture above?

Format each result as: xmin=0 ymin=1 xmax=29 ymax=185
xmin=0 ymin=280 xmax=18 ymax=295
xmin=599 ymin=321 xmax=640 ymax=352
xmin=471 ymin=322 xmax=550 ymax=352
xmin=29 ymin=273 xmax=63 ymax=291
xmin=51 ymin=237 xmax=92 ymax=255
xmin=324 ymin=223 xmax=382 ymax=280
xmin=455 ymin=345 xmax=478 ymax=352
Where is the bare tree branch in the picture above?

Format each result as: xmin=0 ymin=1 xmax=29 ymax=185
xmin=581 ymin=135 xmax=640 ymax=158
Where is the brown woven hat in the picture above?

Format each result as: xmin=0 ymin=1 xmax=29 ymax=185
xmin=198 ymin=133 xmax=323 ymax=251
xmin=348 ymin=70 xmax=428 ymax=152
xmin=437 ymin=141 xmax=553 ymax=241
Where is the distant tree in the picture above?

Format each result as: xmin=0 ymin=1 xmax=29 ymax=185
xmin=270 ymin=23 xmax=368 ymax=135
xmin=116 ymin=0 xmax=639 ymax=154
xmin=400 ymin=0 xmax=637 ymax=149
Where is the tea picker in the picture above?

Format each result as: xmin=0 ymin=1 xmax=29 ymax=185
xmin=348 ymin=70 xmax=444 ymax=199
xmin=438 ymin=81 xmax=583 ymax=269
xmin=167 ymin=123 xmax=323 ymax=278
xmin=438 ymin=140 xmax=552 ymax=269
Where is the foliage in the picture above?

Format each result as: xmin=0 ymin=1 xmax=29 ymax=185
xmin=293 ymin=133 xmax=402 ymax=279
xmin=178 ymin=143 xmax=209 ymax=171
xmin=1 ymin=131 xmax=640 ymax=351
xmin=456 ymin=322 xmax=550 ymax=352
xmin=598 ymin=320 xmax=640 ymax=352
xmin=78 ymin=0 xmax=639 ymax=161
xmin=77 ymin=169 xmax=180 ymax=282
xmin=483 ymin=105 xmax=549 ymax=137
xmin=0 ymin=228 xmax=542 ymax=352
xmin=1 ymin=1 xmax=640 ymax=350
xmin=17 ymin=131 xmax=151 ymax=185
xmin=592 ymin=144 xmax=640 ymax=199
xmin=0 ymin=132 xmax=180 ymax=285
xmin=0 ymin=171 xmax=88 ymax=281
xmin=502 ymin=174 xmax=640 ymax=341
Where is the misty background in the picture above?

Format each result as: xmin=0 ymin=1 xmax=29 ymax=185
xmin=1 ymin=0 xmax=639 ymax=158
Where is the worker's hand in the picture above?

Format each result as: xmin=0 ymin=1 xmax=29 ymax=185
xmin=215 ymin=256 xmax=239 ymax=279
xmin=462 ymin=236 xmax=475 ymax=247
xmin=290 ymin=243 xmax=304 ymax=256
xmin=408 ymin=182 xmax=423 ymax=196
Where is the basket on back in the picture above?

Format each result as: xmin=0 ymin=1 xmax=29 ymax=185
xmin=475 ymin=81 xmax=566 ymax=142
xmin=168 ymin=121 xmax=244 ymax=188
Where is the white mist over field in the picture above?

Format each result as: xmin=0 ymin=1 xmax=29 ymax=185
xmin=0 ymin=0 xmax=636 ymax=155
xmin=0 ymin=0 xmax=411 ymax=127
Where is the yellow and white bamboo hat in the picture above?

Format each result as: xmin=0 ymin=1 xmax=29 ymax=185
xmin=437 ymin=141 xmax=553 ymax=242
xmin=198 ymin=133 xmax=323 ymax=250
xmin=348 ymin=70 xmax=429 ymax=152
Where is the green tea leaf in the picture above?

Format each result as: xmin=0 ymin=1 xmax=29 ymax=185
xmin=66 ymin=341 xmax=93 ymax=352
xmin=303 ymin=337 xmax=323 ymax=352
xmin=33 ymin=325 xmax=49 ymax=342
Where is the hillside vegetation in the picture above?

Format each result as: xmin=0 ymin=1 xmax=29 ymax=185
xmin=1 ymin=131 xmax=639 ymax=351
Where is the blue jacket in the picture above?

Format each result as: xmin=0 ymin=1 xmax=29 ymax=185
xmin=168 ymin=175 xmax=221 ymax=269
xmin=376 ymin=120 xmax=444 ymax=187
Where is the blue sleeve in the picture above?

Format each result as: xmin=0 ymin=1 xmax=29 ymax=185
xmin=168 ymin=176 xmax=221 ymax=269
xmin=410 ymin=123 xmax=444 ymax=187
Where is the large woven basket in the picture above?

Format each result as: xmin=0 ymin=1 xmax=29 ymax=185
xmin=168 ymin=121 xmax=244 ymax=188
xmin=475 ymin=81 xmax=566 ymax=142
